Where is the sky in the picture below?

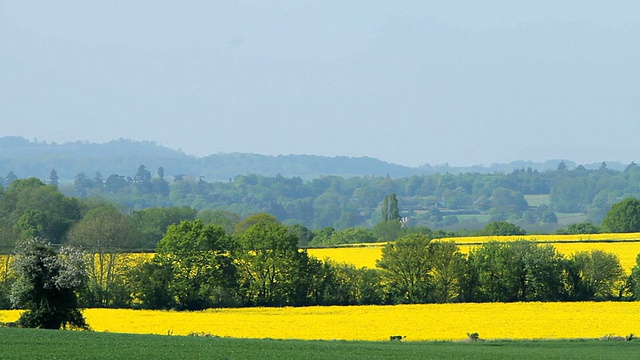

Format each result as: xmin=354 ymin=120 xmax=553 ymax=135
xmin=1 ymin=1 xmax=639 ymax=167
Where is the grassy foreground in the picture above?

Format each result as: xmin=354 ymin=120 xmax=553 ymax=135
xmin=2 ymin=328 xmax=640 ymax=360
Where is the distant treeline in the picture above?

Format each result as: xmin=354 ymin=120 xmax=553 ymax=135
xmin=0 ymin=135 xmax=630 ymax=180
xmin=3 ymin=159 xmax=640 ymax=232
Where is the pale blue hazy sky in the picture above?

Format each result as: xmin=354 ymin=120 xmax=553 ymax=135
xmin=1 ymin=1 xmax=639 ymax=167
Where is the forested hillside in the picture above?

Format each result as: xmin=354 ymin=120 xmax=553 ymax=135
xmin=0 ymin=136 xmax=415 ymax=180
xmin=0 ymin=136 xmax=629 ymax=181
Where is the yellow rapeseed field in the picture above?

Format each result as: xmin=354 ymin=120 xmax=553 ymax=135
xmin=307 ymin=235 xmax=640 ymax=272
xmin=2 ymin=302 xmax=639 ymax=341
xmin=438 ymin=232 xmax=640 ymax=244
xmin=306 ymin=247 xmax=383 ymax=269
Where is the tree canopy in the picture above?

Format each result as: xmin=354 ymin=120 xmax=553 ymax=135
xmin=600 ymin=198 xmax=640 ymax=233
xmin=10 ymin=238 xmax=88 ymax=329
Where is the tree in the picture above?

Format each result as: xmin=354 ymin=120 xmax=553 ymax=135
xmin=629 ymin=254 xmax=640 ymax=300
xmin=198 ymin=209 xmax=242 ymax=235
xmin=482 ymin=221 xmax=525 ymax=236
xmin=234 ymin=213 xmax=279 ymax=235
xmin=133 ymin=165 xmax=152 ymax=194
xmin=129 ymin=206 xmax=198 ymax=249
xmin=312 ymin=190 xmax=343 ymax=228
xmin=489 ymin=187 xmax=528 ymax=220
xmin=128 ymin=257 xmax=174 ymax=310
xmin=10 ymin=238 xmax=88 ymax=329
xmin=48 ymin=169 xmax=59 ymax=187
xmin=428 ymin=241 xmax=464 ymax=303
xmin=463 ymin=241 xmax=566 ymax=302
xmin=0 ymin=178 xmax=82 ymax=244
xmin=376 ymin=234 xmax=432 ymax=303
xmin=154 ymin=220 xmax=239 ymax=309
xmin=381 ymin=193 xmax=400 ymax=222
xmin=104 ymin=174 xmax=129 ymax=193
xmin=309 ymin=227 xmax=376 ymax=246
xmin=560 ymin=222 xmax=600 ymax=235
xmin=288 ymin=224 xmax=315 ymax=247
xmin=567 ymin=250 xmax=625 ymax=299
xmin=373 ymin=219 xmax=405 ymax=242
xmin=73 ymin=173 xmax=94 ymax=197
xmin=67 ymin=205 xmax=140 ymax=307
xmin=600 ymin=198 xmax=640 ymax=233
xmin=236 ymin=221 xmax=309 ymax=306
xmin=306 ymin=261 xmax=384 ymax=306
xmin=540 ymin=210 xmax=558 ymax=224
xmin=0 ymin=251 xmax=16 ymax=308
xmin=557 ymin=160 xmax=568 ymax=171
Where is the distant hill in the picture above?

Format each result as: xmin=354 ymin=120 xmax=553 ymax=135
xmin=0 ymin=136 xmax=630 ymax=182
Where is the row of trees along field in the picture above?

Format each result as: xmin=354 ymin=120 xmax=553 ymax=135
xmin=3 ymin=160 xmax=640 ymax=233
xmin=3 ymin=176 xmax=640 ymax=329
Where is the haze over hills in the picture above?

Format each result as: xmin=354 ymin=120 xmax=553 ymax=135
xmin=0 ymin=136 xmax=631 ymax=182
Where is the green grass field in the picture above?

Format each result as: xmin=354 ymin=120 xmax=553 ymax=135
xmin=555 ymin=212 xmax=588 ymax=225
xmin=524 ymin=194 xmax=551 ymax=207
xmin=2 ymin=328 xmax=640 ymax=360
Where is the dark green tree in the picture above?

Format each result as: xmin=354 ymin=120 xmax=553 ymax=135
xmin=566 ymin=250 xmax=625 ymax=299
xmin=234 ymin=213 xmax=279 ymax=235
xmin=463 ymin=241 xmax=565 ymax=302
xmin=482 ymin=221 xmax=525 ymax=236
xmin=0 ymin=178 xmax=82 ymax=244
xmin=600 ymin=198 xmax=640 ymax=233
xmin=128 ymin=257 xmax=174 ymax=309
xmin=236 ymin=221 xmax=309 ymax=306
xmin=559 ymin=222 xmax=600 ymax=235
xmin=380 ymin=193 xmax=400 ymax=222
xmin=129 ymin=206 xmax=198 ymax=249
xmin=373 ymin=219 xmax=405 ymax=242
xmin=288 ymin=223 xmax=315 ymax=247
xmin=155 ymin=220 xmax=239 ymax=310
xmin=376 ymin=234 xmax=432 ymax=303
xmin=629 ymin=254 xmax=640 ymax=300
xmin=428 ymin=241 xmax=464 ymax=303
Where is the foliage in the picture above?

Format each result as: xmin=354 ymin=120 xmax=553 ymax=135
xmin=465 ymin=241 xmax=567 ymax=302
xmin=127 ymin=257 xmax=174 ymax=309
xmin=428 ymin=241 xmax=465 ymax=302
xmin=0 ymin=254 xmax=15 ymax=309
xmin=381 ymin=193 xmax=400 ymax=222
xmin=153 ymin=220 xmax=239 ymax=310
xmin=566 ymin=250 xmax=625 ymax=299
xmin=482 ymin=221 xmax=526 ymax=236
xmin=235 ymin=213 xmax=279 ymax=235
xmin=236 ymin=221 xmax=310 ymax=306
xmin=372 ymin=220 xmax=405 ymax=242
xmin=0 ymin=178 xmax=82 ymax=245
xmin=600 ymin=198 xmax=640 ymax=233
xmin=67 ymin=205 xmax=140 ymax=307
xmin=128 ymin=206 xmax=198 ymax=249
xmin=558 ymin=222 xmax=600 ymax=235
xmin=198 ymin=209 xmax=242 ymax=235
xmin=376 ymin=235 xmax=432 ymax=303
xmin=10 ymin=238 xmax=88 ymax=329
xmin=308 ymin=227 xmax=377 ymax=246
